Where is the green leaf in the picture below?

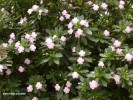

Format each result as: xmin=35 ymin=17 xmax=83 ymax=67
xmin=55 ymin=53 xmax=63 ymax=58
xmin=53 ymin=59 xmax=59 ymax=65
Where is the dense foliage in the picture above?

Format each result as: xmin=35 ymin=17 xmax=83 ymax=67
xmin=0 ymin=0 xmax=133 ymax=100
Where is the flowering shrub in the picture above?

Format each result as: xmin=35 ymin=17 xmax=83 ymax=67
xmin=0 ymin=0 xmax=133 ymax=99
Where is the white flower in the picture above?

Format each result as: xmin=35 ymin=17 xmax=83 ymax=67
xmin=93 ymin=4 xmax=99 ymax=11
xmin=116 ymin=48 xmax=122 ymax=55
xmin=25 ymin=34 xmax=31 ymax=39
xmin=68 ymin=22 xmax=73 ymax=29
xmin=15 ymin=41 xmax=20 ymax=49
xmin=77 ymin=57 xmax=84 ymax=64
xmin=30 ymin=44 xmax=36 ymax=52
xmin=18 ymin=46 xmax=24 ymax=53
xmin=59 ymin=16 xmax=64 ymax=21
xmin=55 ymin=84 xmax=61 ymax=91
xmin=32 ymin=5 xmax=39 ymax=11
xmin=119 ymin=0 xmax=125 ymax=5
xmin=98 ymin=61 xmax=104 ymax=67
xmin=32 ymin=97 xmax=38 ymax=100
xmin=101 ymin=3 xmax=108 ymax=10
xmin=113 ymin=40 xmax=121 ymax=48
xmin=10 ymin=33 xmax=15 ymax=39
xmin=89 ymin=80 xmax=99 ymax=90
xmin=72 ymin=17 xmax=79 ymax=24
xmin=63 ymin=87 xmax=70 ymax=94
xmin=27 ymin=85 xmax=33 ymax=92
xmin=125 ymin=53 xmax=133 ymax=61
xmin=35 ymin=82 xmax=42 ymax=90
xmin=72 ymin=72 xmax=79 ymax=79
xmin=31 ymin=32 xmax=37 ymax=39
xmin=72 ymin=47 xmax=76 ymax=52
xmin=103 ymin=30 xmax=110 ymax=36
xmin=78 ymin=50 xmax=86 ymax=57
xmin=0 ymin=65 xmax=4 ymax=72
xmin=68 ymin=29 xmax=73 ymax=34
xmin=2 ymin=43 xmax=8 ymax=48
xmin=62 ymin=10 xmax=68 ymax=16
xmin=60 ymin=36 xmax=66 ymax=42
xmin=27 ymin=9 xmax=33 ymax=15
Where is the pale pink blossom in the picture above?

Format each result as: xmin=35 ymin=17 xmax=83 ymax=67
xmin=29 ymin=37 xmax=35 ymax=43
xmin=114 ymin=75 xmax=120 ymax=84
xmin=44 ymin=9 xmax=49 ymax=14
xmin=32 ymin=5 xmax=39 ymax=11
xmin=40 ymin=0 xmax=44 ymax=4
xmin=113 ymin=40 xmax=121 ymax=48
xmin=0 ymin=65 xmax=4 ymax=72
xmin=80 ymin=20 xmax=89 ymax=27
xmin=59 ymin=16 xmax=64 ymax=21
xmin=72 ymin=71 xmax=79 ymax=79
xmin=6 ymin=68 xmax=11 ymax=75
xmin=125 ymin=53 xmax=133 ymax=61
xmin=68 ymin=29 xmax=73 ymax=34
xmin=103 ymin=30 xmax=110 ymax=36
xmin=25 ymin=34 xmax=31 ymax=39
xmin=31 ymin=32 xmax=37 ymax=39
xmin=18 ymin=66 xmax=24 ymax=73
xmin=18 ymin=46 xmax=24 ymax=53
xmin=116 ymin=48 xmax=122 ymax=54
xmin=77 ymin=57 xmax=84 ymax=64
xmin=101 ymin=3 xmax=108 ymax=10
xmin=89 ymin=80 xmax=99 ymax=90
xmin=24 ymin=58 xmax=31 ymax=65
xmin=72 ymin=17 xmax=79 ymax=24
xmin=55 ymin=84 xmax=61 ymax=91
xmin=119 ymin=0 xmax=125 ymax=5
xmin=27 ymin=85 xmax=33 ymax=92
xmin=10 ymin=33 xmax=15 ymax=39
xmin=2 ymin=43 xmax=8 ymax=48
xmin=78 ymin=50 xmax=86 ymax=57
xmin=98 ymin=61 xmax=104 ymax=67
xmin=62 ymin=10 xmax=68 ymax=16
xmin=1 ymin=8 xmax=5 ymax=12
xmin=72 ymin=47 xmax=76 ymax=52
xmin=32 ymin=97 xmax=38 ymax=100
xmin=63 ymin=87 xmax=70 ymax=94
xmin=15 ymin=41 xmax=20 ymax=49
xmin=35 ymin=82 xmax=42 ymax=90
xmin=125 ymin=26 xmax=132 ymax=33
xmin=68 ymin=22 xmax=73 ymax=29
xmin=27 ymin=9 xmax=33 ymax=15
xmin=92 ymin=4 xmax=99 ymax=11
xmin=46 ymin=42 xmax=55 ymax=49
xmin=65 ymin=14 xmax=71 ymax=19
xmin=8 ymin=39 xmax=13 ymax=44
xmin=60 ymin=36 xmax=66 ymax=42
xmin=30 ymin=44 xmax=36 ymax=52
xmin=119 ymin=4 xmax=124 ymax=9
xmin=66 ymin=81 xmax=72 ymax=88
xmin=75 ymin=29 xmax=83 ymax=38
xmin=45 ymin=38 xmax=53 ymax=44
xmin=87 ymin=1 xmax=93 ymax=5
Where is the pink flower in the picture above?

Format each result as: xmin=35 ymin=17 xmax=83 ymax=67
xmin=0 ymin=65 xmax=3 ymax=72
xmin=15 ymin=41 xmax=20 ymax=49
xmin=113 ymin=40 xmax=121 ymax=48
xmin=65 ymin=14 xmax=71 ymax=19
xmin=44 ymin=9 xmax=49 ymax=14
xmin=125 ymin=26 xmax=132 ymax=33
xmin=93 ymin=4 xmax=99 ymax=11
xmin=80 ymin=20 xmax=89 ymax=27
xmin=119 ymin=4 xmax=124 ymax=9
xmin=75 ymin=29 xmax=83 ymax=38
xmin=87 ymin=1 xmax=93 ymax=5
xmin=55 ymin=84 xmax=61 ymax=91
xmin=72 ymin=72 xmax=79 ymax=79
xmin=45 ymin=38 xmax=53 ymax=44
xmin=47 ymin=42 xmax=55 ymax=49
xmin=27 ymin=85 xmax=33 ymax=92
xmin=114 ymin=75 xmax=120 ymax=84
xmin=98 ymin=61 xmax=104 ymax=67
xmin=66 ymin=81 xmax=72 ymax=88
xmin=78 ymin=50 xmax=86 ymax=57
xmin=62 ymin=10 xmax=68 ymax=16
xmin=32 ymin=5 xmax=39 ymax=11
xmin=1 ymin=8 xmax=5 ymax=12
xmin=59 ymin=16 xmax=64 ymax=21
xmin=29 ymin=37 xmax=35 ymax=43
xmin=116 ymin=48 xmax=122 ymax=54
xmin=18 ymin=66 xmax=24 ymax=73
xmin=30 ymin=44 xmax=36 ymax=52
xmin=68 ymin=29 xmax=73 ymax=34
xmin=77 ymin=57 xmax=84 ymax=64
xmin=72 ymin=47 xmax=76 ymax=52
xmin=2 ymin=43 xmax=8 ymax=48
xmin=119 ymin=0 xmax=125 ymax=5
xmin=63 ymin=87 xmax=70 ymax=94
xmin=18 ymin=46 xmax=24 ymax=53
xmin=68 ymin=22 xmax=73 ymax=29
xmin=125 ymin=53 xmax=133 ymax=61
xmin=25 ymin=34 xmax=31 ymax=39
xmin=89 ymin=80 xmax=99 ymax=90
xmin=24 ymin=58 xmax=31 ymax=65
xmin=27 ymin=9 xmax=33 ymax=15
xmin=8 ymin=39 xmax=13 ymax=44
xmin=35 ymin=82 xmax=42 ymax=90
xmin=31 ymin=32 xmax=37 ymax=39
xmin=10 ymin=33 xmax=15 ymax=40
xmin=103 ymin=30 xmax=110 ymax=36
xmin=40 ymin=0 xmax=44 ymax=4
xmin=6 ymin=68 xmax=11 ymax=75
xmin=32 ymin=97 xmax=38 ymax=100
xmin=72 ymin=17 xmax=79 ymax=24
xmin=101 ymin=3 xmax=108 ymax=10
xmin=60 ymin=36 xmax=66 ymax=42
